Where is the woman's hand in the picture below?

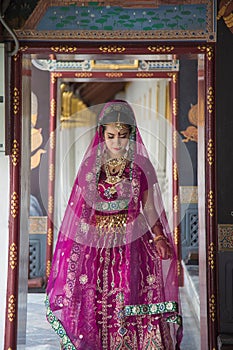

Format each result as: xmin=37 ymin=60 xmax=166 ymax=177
xmin=155 ymin=238 xmax=173 ymax=260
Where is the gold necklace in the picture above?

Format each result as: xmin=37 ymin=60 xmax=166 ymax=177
xmin=105 ymin=158 xmax=127 ymax=186
xmin=106 ymin=156 xmax=124 ymax=168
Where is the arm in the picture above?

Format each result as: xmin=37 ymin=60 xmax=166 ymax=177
xmin=142 ymin=189 xmax=172 ymax=260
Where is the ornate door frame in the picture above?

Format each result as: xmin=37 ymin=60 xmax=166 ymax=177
xmin=4 ymin=42 xmax=216 ymax=350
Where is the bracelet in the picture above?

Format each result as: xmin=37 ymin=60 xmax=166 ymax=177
xmin=153 ymin=235 xmax=167 ymax=243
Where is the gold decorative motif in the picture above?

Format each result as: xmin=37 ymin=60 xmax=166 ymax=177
xmin=51 ymin=45 xmax=78 ymax=53
xmin=173 ymin=98 xmax=178 ymax=117
xmin=11 ymin=192 xmax=19 ymax=218
xmin=207 ymin=87 xmax=214 ymax=114
xmin=174 ymin=226 xmax=179 ymax=245
xmin=11 ymin=140 xmax=20 ymax=166
xmin=148 ymin=45 xmax=174 ymax=53
xmin=47 ymin=228 xmax=53 ymax=246
xmin=99 ymin=45 xmax=126 ymax=53
xmin=209 ymin=294 xmax=216 ymax=322
xmin=173 ymin=195 xmax=178 ymax=213
xmin=9 ymin=243 xmax=17 ymax=270
xmin=75 ymin=72 xmax=93 ymax=78
xmin=51 ymin=72 xmax=62 ymax=84
xmin=173 ymin=162 xmax=178 ymax=181
xmin=13 ymin=87 xmax=20 ymax=115
xmin=49 ymin=164 xmax=55 ymax=182
xmin=48 ymin=196 xmax=54 ymax=214
xmin=136 ymin=73 xmax=154 ymax=78
xmin=207 ymin=139 xmax=214 ymax=166
xmin=177 ymin=260 xmax=181 ymax=276
xmin=46 ymin=260 xmax=51 ymax=278
xmin=208 ymin=242 xmax=215 ymax=270
xmin=167 ymin=72 xmax=177 ymax=83
xmin=173 ymin=130 xmax=178 ymax=149
xmin=8 ymin=295 xmax=16 ymax=322
xmin=208 ymin=190 xmax=214 ymax=217
xmin=13 ymin=46 xmax=28 ymax=61
xmin=105 ymin=72 xmax=123 ymax=78
xmin=50 ymin=131 xmax=55 ymax=149
xmin=197 ymin=45 xmax=214 ymax=61
xmin=50 ymin=98 xmax=56 ymax=117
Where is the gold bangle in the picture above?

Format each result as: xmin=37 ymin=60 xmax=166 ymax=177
xmin=153 ymin=235 xmax=167 ymax=243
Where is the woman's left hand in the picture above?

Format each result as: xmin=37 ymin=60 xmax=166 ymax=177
xmin=155 ymin=239 xmax=173 ymax=260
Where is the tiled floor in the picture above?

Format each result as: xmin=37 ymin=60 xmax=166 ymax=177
xmin=22 ymin=284 xmax=200 ymax=349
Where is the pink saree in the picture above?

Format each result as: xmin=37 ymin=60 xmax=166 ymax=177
xmin=46 ymin=100 xmax=182 ymax=349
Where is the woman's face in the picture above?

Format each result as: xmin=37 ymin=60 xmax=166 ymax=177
xmin=104 ymin=124 xmax=130 ymax=157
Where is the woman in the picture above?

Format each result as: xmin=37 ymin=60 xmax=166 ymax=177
xmin=46 ymin=100 xmax=182 ymax=349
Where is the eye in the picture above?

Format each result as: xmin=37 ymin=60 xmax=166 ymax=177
xmin=107 ymin=134 xmax=114 ymax=139
xmin=119 ymin=133 xmax=128 ymax=138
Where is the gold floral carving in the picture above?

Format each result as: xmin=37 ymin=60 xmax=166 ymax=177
xmin=208 ymin=242 xmax=215 ymax=270
xmin=13 ymin=88 xmax=20 ymax=115
xmin=209 ymin=294 xmax=216 ymax=322
xmin=136 ymin=73 xmax=154 ymax=78
xmin=9 ymin=243 xmax=17 ymax=270
xmin=173 ymin=98 xmax=178 ymax=117
xmin=50 ymin=131 xmax=55 ymax=149
xmin=174 ymin=226 xmax=179 ymax=245
xmin=13 ymin=46 xmax=28 ymax=61
xmin=99 ymin=46 xmax=126 ymax=53
xmin=167 ymin=72 xmax=177 ymax=83
xmin=49 ymin=164 xmax=55 ymax=182
xmin=47 ymin=228 xmax=53 ymax=246
xmin=11 ymin=140 xmax=20 ymax=166
xmin=48 ymin=196 xmax=54 ymax=214
xmin=148 ymin=45 xmax=174 ymax=53
xmin=46 ymin=260 xmax=51 ymax=278
xmin=105 ymin=72 xmax=123 ymax=78
xmin=51 ymin=72 xmax=62 ymax=84
xmin=8 ymin=295 xmax=16 ymax=322
xmin=173 ymin=195 xmax=178 ymax=213
xmin=173 ymin=130 xmax=178 ymax=149
xmin=11 ymin=192 xmax=19 ymax=218
xmin=207 ymin=139 xmax=214 ymax=166
xmin=173 ymin=162 xmax=178 ymax=181
xmin=50 ymin=98 xmax=56 ymax=117
xmin=197 ymin=45 xmax=214 ymax=61
xmin=75 ymin=72 xmax=93 ymax=78
xmin=208 ymin=190 xmax=214 ymax=217
xmin=51 ymin=45 xmax=78 ymax=53
xmin=177 ymin=260 xmax=181 ymax=276
xmin=207 ymin=87 xmax=214 ymax=114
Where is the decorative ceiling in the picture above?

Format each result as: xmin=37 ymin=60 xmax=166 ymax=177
xmin=8 ymin=0 xmax=216 ymax=42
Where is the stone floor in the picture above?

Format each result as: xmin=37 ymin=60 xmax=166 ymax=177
xmin=21 ymin=278 xmax=200 ymax=349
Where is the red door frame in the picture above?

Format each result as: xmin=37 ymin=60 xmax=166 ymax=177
xmin=4 ymin=42 xmax=217 ymax=350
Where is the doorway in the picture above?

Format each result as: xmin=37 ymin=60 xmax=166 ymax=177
xmin=5 ymin=45 xmax=217 ymax=350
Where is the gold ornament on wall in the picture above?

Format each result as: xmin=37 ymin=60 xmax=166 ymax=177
xmin=208 ymin=242 xmax=215 ymax=270
xmin=11 ymin=192 xmax=19 ymax=218
xmin=209 ymin=294 xmax=216 ymax=322
xmin=8 ymin=295 xmax=16 ymax=322
xmin=31 ymin=92 xmax=46 ymax=170
xmin=180 ymin=104 xmax=198 ymax=143
xmin=9 ymin=243 xmax=17 ymax=270
xmin=99 ymin=45 xmax=126 ymax=53
xmin=11 ymin=140 xmax=20 ymax=166
xmin=217 ymin=0 xmax=233 ymax=34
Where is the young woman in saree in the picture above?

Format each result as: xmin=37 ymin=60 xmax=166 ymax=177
xmin=46 ymin=100 xmax=183 ymax=350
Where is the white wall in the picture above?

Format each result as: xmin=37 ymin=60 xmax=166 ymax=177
xmin=0 ymin=155 xmax=9 ymax=350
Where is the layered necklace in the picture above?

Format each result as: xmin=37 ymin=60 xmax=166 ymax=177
xmin=105 ymin=156 xmax=127 ymax=187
